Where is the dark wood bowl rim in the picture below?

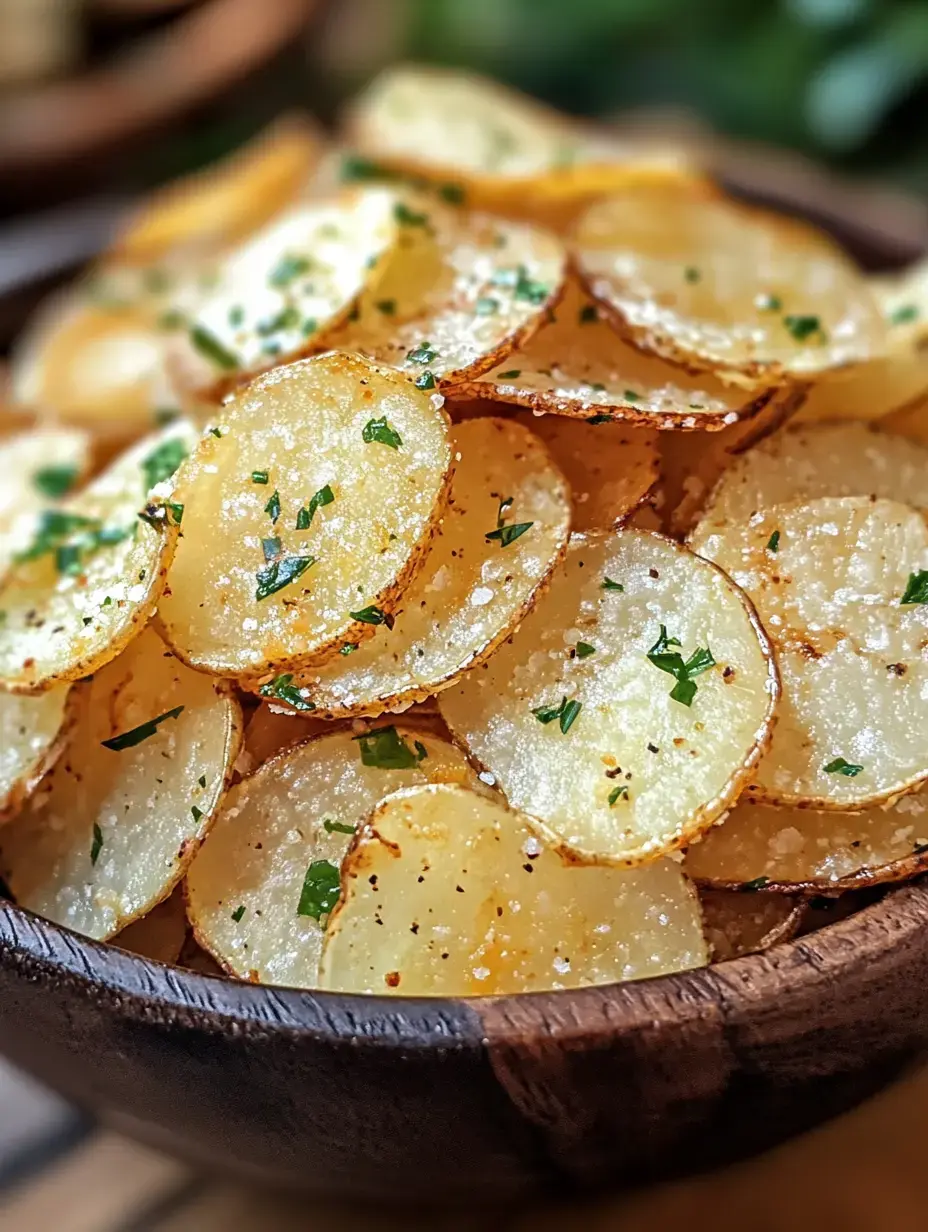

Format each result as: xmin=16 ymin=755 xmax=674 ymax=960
xmin=3 ymin=878 xmax=927 ymax=1046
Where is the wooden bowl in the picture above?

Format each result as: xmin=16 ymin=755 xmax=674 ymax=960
xmin=1 ymin=165 xmax=928 ymax=1208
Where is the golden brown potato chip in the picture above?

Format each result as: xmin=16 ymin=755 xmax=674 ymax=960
xmin=173 ymin=188 xmax=402 ymax=397
xmin=698 ymin=888 xmax=803 ymax=961
xmin=343 ymin=64 xmax=699 ymax=220
xmin=455 ymin=279 xmax=778 ymax=427
xmin=688 ymin=790 xmax=928 ymax=893
xmin=0 ymin=685 xmax=75 ymax=821
xmin=574 ymin=187 xmax=886 ymax=387
xmin=0 ymin=628 xmax=242 ymax=940
xmin=0 ymin=421 xmax=195 ymax=692
xmin=325 ymin=201 xmax=567 ymax=389
xmin=440 ymin=529 xmax=778 ymax=866
xmin=157 ymin=353 xmax=452 ymax=677
xmin=319 ymin=783 xmax=708 ymax=995
xmin=263 ymin=417 xmax=570 ymax=717
xmin=113 ymin=115 xmax=324 ymax=263
xmin=696 ymin=496 xmax=928 ymax=809
xmin=186 ymin=725 xmax=487 ymax=987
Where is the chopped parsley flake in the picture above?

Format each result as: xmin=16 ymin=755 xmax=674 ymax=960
xmin=255 ymin=555 xmax=316 ymax=601
xmin=269 ymin=254 xmax=310 ymax=288
xmin=340 ymin=643 xmax=358 ymax=655
xmin=406 ymin=341 xmax=438 ymax=364
xmin=608 ymin=784 xmax=629 ymax=806
xmin=228 ymin=305 xmax=245 ymax=327
xmin=414 ymin=370 xmax=436 ymax=390
xmin=251 ymin=471 xmax=269 ymax=485
xmin=486 ymin=521 xmax=533 ymax=547
xmin=823 ymin=757 xmax=864 ymax=777
xmin=684 ymin=266 xmax=701 ymax=283
xmin=532 ymin=696 xmax=582 ymax=734
xmin=438 ymin=182 xmax=466 ymax=204
xmin=900 ymin=570 xmax=928 ymax=605
xmin=575 ymin=642 xmax=596 ymax=659
xmin=497 ymin=369 xmax=521 ymax=379
xmin=262 ymin=536 xmax=282 ymax=562
xmin=189 ymin=324 xmax=238 ymax=369
xmin=783 ymin=314 xmax=825 ymax=343
xmin=102 ymin=706 xmax=184 ymax=751
xmin=740 ymin=876 xmax=770 ymax=892
xmin=264 ymin=490 xmax=281 ymax=523
xmin=231 ymin=905 xmax=246 ymax=922
xmin=587 ymin=414 xmax=613 ymax=425
xmin=475 ymin=296 xmax=499 ymax=315
xmin=375 ymin=298 xmax=396 ymax=315
xmin=258 ymin=673 xmax=315 ymax=711
xmin=890 ymin=303 xmax=919 ymax=326
xmin=350 ymin=605 xmax=392 ymax=626
xmin=394 ymin=202 xmax=429 ymax=227
xmin=492 ymin=264 xmax=549 ymax=305
xmin=198 ymin=775 xmax=207 ymax=788
xmin=323 ymin=819 xmax=357 ymax=835
xmin=646 ymin=625 xmax=716 ymax=707
xmin=354 ymin=725 xmax=420 ymax=768
xmin=297 ymin=859 xmax=341 ymax=920
xmin=191 ymin=805 xmax=204 ymax=822
xmin=297 ymin=484 xmax=335 ymax=530
xmin=32 ymin=465 xmax=79 ymax=499
xmin=141 ymin=438 xmax=189 ymax=492
xmin=340 ymin=154 xmax=390 ymax=182
xmin=756 ymin=293 xmax=782 ymax=312
xmin=362 ymin=417 xmax=402 ymax=449
xmin=766 ymin=530 xmax=780 ymax=554
xmin=90 ymin=823 xmax=103 ymax=866
xmin=601 ymin=577 xmax=624 ymax=591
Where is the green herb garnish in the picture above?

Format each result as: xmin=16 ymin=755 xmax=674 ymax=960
xmin=684 ymin=266 xmax=701 ymax=283
xmin=900 ymin=570 xmax=928 ymax=605
xmin=646 ymin=625 xmax=716 ymax=707
xmin=350 ymin=605 xmax=392 ymax=626
xmin=191 ymin=805 xmax=204 ymax=822
xmin=264 ymin=490 xmax=281 ymax=523
xmin=296 ymin=484 xmax=335 ymax=531
xmin=269 ymin=254 xmax=310 ymax=288
xmin=767 ymin=530 xmax=780 ymax=554
xmin=251 ymin=471 xmax=269 ymax=485
xmin=102 ymin=706 xmax=184 ymax=751
xmin=354 ymin=725 xmax=420 ymax=769
xmin=497 ymin=369 xmax=521 ymax=379
xmin=579 ymin=304 xmax=598 ymax=324
xmin=297 ymin=860 xmax=341 ymax=920
xmin=142 ymin=438 xmax=188 ymax=492
xmin=601 ymin=577 xmax=624 ymax=591
xmin=575 ymin=642 xmax=596 ymax=659
xmin=532 ymin=696 xmax=582 ymax=734
xmin=189 ymin=324 xmax=238 ymax=370
xmin=475 ymin=297 xmax=499 ymax=315
xmin=890 ymin=303 xmax=919 ymax=326
xmin=32 ymin=465 xmax=79 ymax=499
xmin=414 ymin=371 xmax=436 ymax=390
xmin=783 ymin=314 xmax=825 ymax=343
xmin=231 ymin=905 xmax=246 ymax=922
xmin=740 ymin=876 xmax=770 ymax=892
xmin=258 ymin=673 xmax=315 ymax=711
xmin=90 ymin=823 xmax=104 ymax=866
xmin=823 ymin=757 xmax=864 ymax=777
xmin=394 ymin=202 xmax=429 ymax=227
xmin=255 ymin=555 xmax=316 ymax=601
xmin=323 ymin=819 xmax=357 ymax=835
xmin=608 ymin=784 xmax=629 ymax=806
xmin=406 ymin=341 xmax=438 ymax=364
xmin=362 ymin=417 xmax=403 ymax=449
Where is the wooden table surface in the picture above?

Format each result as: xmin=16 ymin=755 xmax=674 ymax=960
xmin=1 ymin=1057 xmax=926 ymax=1231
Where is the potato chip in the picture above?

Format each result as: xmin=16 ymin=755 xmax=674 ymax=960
xmin=574 ymin=187 xmax=886 ymax=386
xmin=173 ymin=188 xmax=401 ymax=397
xmin=157 ymin=354 xmax=452 ymax=677
xmin=440 ymin=529 xmax=778 ymax=865
xmin=0 ymin=421 xmax=196 ymax=692
xmin=698 ymin=888 xmax=802 ymax=961
xmin=695 ymin=496 xmax=928 ymax=808
xmin=325 ymin=201 xmax=566 ymax=389
xmin=113 ymin=886 xmax=188 ymax=965
xmin=113 ymin=115 xmax=324 ymax=263
xmin=263 ymin=418 xmax=570 ymax=717
xmin=185 ymin=725 xmax=487 ymax=987
xmin=455 ymin=279 xmax=778 ymax=427
xmin=0 ymin=427 xmax=91 ymax=576
xmin=689 ymin=421 xmax=928 ymax=550
xmin=0 ymin=627 xmax=241 ymax=940
xmin=510 ymin=411 xmax=658 ymax=532
xmin=0 ymin=685 xmax=74 ymax=821
xmin=687 ymin=790 xmax=928 ymax=893
xmin=319 ymin=783 xmax=708 ymax=995
xmin=343 ymin=65 xmax=697 ymax=218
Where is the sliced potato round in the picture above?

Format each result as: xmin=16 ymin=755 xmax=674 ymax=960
xmin=0 ymin=627 xmax=241 ymax=940
xmin=0 ymin=685 xmax=75 ymax=821
xmin=112 ymin=114 xmax=324 ymax=263
xmin=510 ymin=411 xmax=658 ymax=532
xmin=696 ymin=496 xmax=928 ymax=808
xmin=689 ymin=420 xmax=928 ymax=549
xmin=319 ymin=783 xmax=708 ymax=996
xmin=440 ymin=529 xmax=778 ymax=866
xmin=185 ymin=724 xmax=487 ymax=987
xmin=574 ymin=187 xmax=886 ymax=386
xmin=158 ymin=354 xmax=452 ymax=677
xmin=455 ymin=279 xmax=779 ymax=428
xmin=343 ymin=65 xmax=697 ymax=217
xmin=113 ymin=886 xmax=188 ymax=965
xmin=11 ymin=267 xmax=207 ymax=442
xmin=687 ymin=790 xmax=928 ymax=893
xmin=326 ymin=202 xmax=566 ymax=388
xmin=0 ymin=427 xmax=92 ymax=575
xmin=173 ymin=188 xmax=401 ymax=397
xmin=698 ymin=888 xmax=803 ymax=962
xmin=662 ymin=385 xmax=805 ymax=536
xmin=0 ymin=420 xmax=196 ymax=692
xmin=264 ymin=418 xmax=570 ymax=717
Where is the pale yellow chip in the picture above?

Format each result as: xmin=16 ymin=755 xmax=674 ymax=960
xmin=0 ymin=685 xmax=74 ymax=821
xmin=0 ymin=421 xmax=196 ymax=692
xmin=509 ymin=411 xmax=658 ymax=532
xmin=0 ymin=627 xmax=242 ymax=940
xmin=264 ymin=418 xmax=570 ymax=717
xmin=113 ymin=886 xmax=188 ymax=965
xmin=688 ymin=790 xmax=928 ymax=893
xmin=11 ymin=266 xmax=209 ymax=440
xmin=185 ymin=725 xmax=487 ymax=987
xmin=696 ymin=496 xmax=928 ymax=808
xmin=439 ymin=529 xmax=778 ymax=866
xmin=158 ymin=354 xmax=452 ymax=677
xmin=173 ymin=188 xmax=402 ymax=396
xmin=319 ymin=783 xmax=708 ymax=996
xmin=112 ymin=115 xmax=325 ymax=263
xmin=698 ymin=888 xmax=803 ymax=962
xmin=325 ymin=202 xmax=566 ymax=388
xmin=574 ymin=187 xmax=886 ymax=387
xmin=689 ymin=421 xmax=928 ymax=547
xmin=456 ymin=279 xmax=778 ymax=427
xmin=0 ymin=427 xmax=91 ymax=576
xmin=343 ymin=64 xmax=697 ymax=217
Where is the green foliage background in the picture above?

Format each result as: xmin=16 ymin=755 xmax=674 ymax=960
xmin=395 ymin=0 xmax=928 ymax=189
